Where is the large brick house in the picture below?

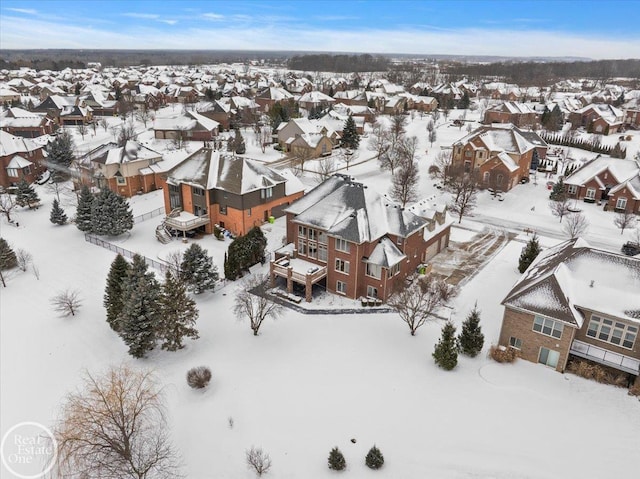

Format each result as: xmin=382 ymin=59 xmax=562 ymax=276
xmin=452 ymin=124 xmax=547 ymax=192
xmin=483 ymin=101 xmax=539 ymax=127
xmin=161 ymin=148 xmax=304 ymax=236
xmin=153 ymin=110 xmax=219 ymax=141
xmin=564 ymin=156 xmax=640 ymax=214
xmin=0 ymin=130 xmax=46 ymax=187
xmin=498 ymin=238 xmax=640 ymax=390
xmin=568 ymin=103 xmax=624 ymax=135
xmin=270 ymin=174 xmax=452 ymax=302
xmin=0 ymin=107 xmax=56 ymax=138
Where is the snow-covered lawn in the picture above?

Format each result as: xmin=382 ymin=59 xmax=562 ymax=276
xmin=2 ymin=183 xmax=639 ymax=479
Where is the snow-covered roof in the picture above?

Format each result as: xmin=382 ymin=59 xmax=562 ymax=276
xmin=365 ymin=237 xmax=406 ymax=268
xmin=0 ymin=130 xmax=42 ymax=156
xmin=299 ymin=91 xmax=335 ymax=104
xmin=285 ymin=174 xmax=427 ymax=244
xmin=564 ymin=157 xmax=640 ymax=188
xmin=455 ymin=123 xmax=547 ymax=154
xmin=7 ymin=155 xmax=33 ymax=168
xmin=502 ymin=238 xmax=640 ymax=326
xmin=98 ymin=141 xmax=162 ymax=166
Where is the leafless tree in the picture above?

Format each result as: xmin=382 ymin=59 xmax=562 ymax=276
xmin=426 ymin=119 xmax=435 ymax=133
xmin=0 ymin=193 xmax=17 ymax=222
xmin=165 ymin=250 xmax=183 ymax=275
xmin=447 ymin=166 xmax=479 ymax=223
xmin=51 ymin=288 xmax=82 ymax=317
xmin=294 ymin=147 xmax=313 ymax=174
xmin=78 ymin=122 xmax=87 ymax=139
xmin=99 ymin=117 xmax=109 ymax=132
xmin=257 ymin=125 xmax=272 ymax=153
xmin=118 ymin=121 xmax=137 ymax=146
xmin=388 ymin=276 xmax=456 ymax=336
xmin=53 ymin=365 xmax=183 ymax=479
xmin=136 ymin=108 xmax=153 ymax=128
xmin=562 ymin=212 xmax=589 ymax=239
xmin=234 ymin=274 xmax=283 ymax=336
xmin=390 ymin=159 xmax=419 ymax=207
xmin=428 ymin=129 xmax=437 ymax=146
xmin=171 ymin=127 xmax=189 ymax=150
xmin=614 ymin=211 xmax=637 ymax=235
xmin=315 ymin=154 xmax=336 ymax=184
xmin=368 ymin=121 xmax=390 ymax=160
xmin=548 ymin=197 xmax=572 ymax=223
xmin=432 ymin=150 xmax=453 ymax=185
xmin=15 ymin=248 xmax=32 ymax=272
xmin=246 ymin=446 xmax=272 ymax=477
xmin=389 ymin=113 xmax=407 ymax=140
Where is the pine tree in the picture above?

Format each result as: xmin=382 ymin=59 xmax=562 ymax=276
xmin=328 ymin=447 xmax=346 ymax=471
xmin=75 ymin=185 xmax=94 ymax=232
xmin=91 ymin=189 xmax=133 ymax=236
xmin=180 ymin=243 xmax=219 ymax=294
xmin=365 ymin=445 xmax=384 ymax=470
xmin=459 ymin=90 xmax=470 ymax=109
xmin=458 ymin=303 xmax=485 ymax=357
xmin=158 ymin=271 xmax=199 ymax=351
xmin=47 ymin=129 xmax=75 ymax=182
xmin=117 ymin=254 xmax=161 ymax=358
xmin=103 ymin=254 xmax=131 ymax=332
xmin=518 ymin=234 xmax=541 ymax=273
xmin=342 ymin=115 xmax=360 ymax=149
xmin=549 ymin=104 xmax=564 ymax=131
xmin=433 ymin=321 xmax=458 ymax=370
xmin=15 ymin=179 xmax=40 ymax=209
xmin=49 ymin=198 xmax=68 ymax=225
xmin=0 ymin=238 xmax=18 ymax=270
xmin=549 ymin=178 xmax=566 ymax=201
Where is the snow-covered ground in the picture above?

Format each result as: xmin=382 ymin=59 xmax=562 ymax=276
xmin=2 ymin=176 xmax=639 ymax=478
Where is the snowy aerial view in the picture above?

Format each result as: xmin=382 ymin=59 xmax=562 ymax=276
xmin=1 ymin=1 xmax=639 ymax=478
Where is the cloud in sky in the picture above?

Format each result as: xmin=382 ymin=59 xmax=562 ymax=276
xmin=6 ymin=7 xmax=37 ymax=14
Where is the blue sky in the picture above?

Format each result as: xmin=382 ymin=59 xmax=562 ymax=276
xmin=1 ymin=1 xmax=639 ymax=58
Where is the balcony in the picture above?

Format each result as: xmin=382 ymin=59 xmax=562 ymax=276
xmin=570 ymin=339 xmax=640 ymax=375
xmin=271 ymin=256 xmax=327 ymax=285
xmin=164 ymin=211 xmax=210 ymax=231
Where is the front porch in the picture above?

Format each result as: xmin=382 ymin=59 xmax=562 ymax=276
xmin=269 ymin=249 xmax=327 ymax=302
xmin=570 ymin=339 xmax=640 ymax=375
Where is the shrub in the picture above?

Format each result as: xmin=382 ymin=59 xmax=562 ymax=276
xmin=489 ymin=345 xmax=519 ymax=363
xmin=365 ymin=445 xmax=384 ymax=470
xmin=567 ymin=359 xmax=628 ymax=387
xmin=328 ymin=447 xmax=346 ymax=471
xmin=186 ymin=366 xmax=212 ymax=389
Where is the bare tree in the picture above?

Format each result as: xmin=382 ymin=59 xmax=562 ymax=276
xmin=548 ymin=197 xmax=572 ymax=223
xmin=447 ymin=166 xmax=479 ymax=223
xmin=390 ymin=159 xmax=419 ymax=207
xmin=51 ymin=289 xmax=82 ymax=317
xmin=562 ymin=212 xmax=589 ymax=239
xmin=99 ymin=117 xmax=109 ymax=132
xmin=53 ymin=365 xmax=183 ymax=479
xmin=234 ymin=274 xmax=283 ymax=336
xmin=368 ymin=121 xmax=390 ymax=160
xmin=614 ymin=211 xmax=637 ymax=235
xmin=118 ymin=121 xmax=137 ymax=146
xmin=171 ymin=127 xmax=189 ymax=150
xmin=246 ymin=446 xmax=272 ymax=477
xmin=315 ymin=154 xmax=336 ymax=184
xmin=165 ymin=250 xmax=183 ymax=275
xmin=257 ymin=125 xmax=272 ymax=153
xmin=0 ymin=193 xmax=17 ymax=222
xmin=432 ymin=150 xmax=453 ymax=185
xmin=428 ymin=129 xmax=437 ymax=146
xmin=136 ymin=108 xmax=153 ymax=128
xmin=78 ymin=123 xmax=87 ymax=140
xmin=15 ymin=248 xmax=32 ymax=272
xmin=388 ymin=276 xmax=456 ymax=336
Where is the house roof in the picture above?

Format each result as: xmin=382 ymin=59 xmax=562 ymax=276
xmin=153 ymin=110 xmax=219 ymax=132
xmin=285 ymin=174 xmax=427 ymax=244
xmin=165 ymin=148 xmax=289 ymax=194
xmin=0 ymin=130 xmax=42 ymax=157
xmin=455 ymin=123 xmax=547 ymax=154
xmin=94 ymin=141 xmax=162 ymax=166
xmin=502 ymin=238 xmax=640 ymax=327
xmin=7 ymin=155 xmax=33 ymax=169
xmin=564 ymin=157 xmax=640 ymax=188
xmin=365 ymin=237 xmax=406 ymax=268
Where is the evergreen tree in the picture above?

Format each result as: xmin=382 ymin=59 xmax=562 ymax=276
xmin=15 ymin=179 xmax=40 ymax=209
xmin=47 ymin=129 xmax=75 ymax=182
xmin=158 ymin=271 xmax=199 ymax=351
xmin=328 ymin=447 xmax=346 ymax=471
xmin=433 ymin=321 xmax=458 ymax=370
xmin=540 ymin=106 xmax=550 ymax=128
xmin=103 ymin=254 xmax=131 ymax=332
xmin=117 ymin=254 xmax=161 ymax=358
xmin=518 ymin=234 xmax=541 ymax=273
xmin=75 ymin=185 xmax=94 ymax=232
xmin=180 ymin=243 xmax=219 ymax=294
xmin=91 ymin=189 xmax=134 ymax=236
xmin=459 ymin=90 xmax=470 ymax=109
xmin=530 ymin=149 xmax=540 ymax=170
xmin=342 ymin=115 xmax=360 ymax=150
xmin=549 ymin=178 xmax=566 ymax=201
xmin=0 ymin=238 xmax=18 ymax=270
xmin=458 ymin=303 xmax=485 ymax=357
xmin=548 ymin=105 xmax=564 ymax=131
xmin=49 ymin=198 xmax=68 ymax=225
xmin=365 ymin=445 xmax=384 ymax=470
xmin=224 ymin=227 xmax=267 ymax=281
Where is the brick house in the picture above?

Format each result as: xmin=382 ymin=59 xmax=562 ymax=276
xmin=298 ymin=91 xmax=335 ymax=112
xmin=452 ymin=124 xmax=548 ymax=192
xmin=483 ymin=101 xmax=539 ymax=127
xmin=0 ymin=130 xmax=46 ymax=187
xmin=276 ymin=118 xmax=341 ymax=151
xmin=568 ymin=104 xmax=624 ymax=135
xmin=33 ymin=95 xmax=93 ymax=126
xmin=498 ymin=238 xmax=640 ymax=389
xmin=0 ymin=107 xmax=56 ymax=138
xmin=270 ymin=174 xmax=451 ymax=302
xmin=153 ymin=110 xmax=219 ymax=141
xmin=564 ymin=157 xmax=640 ymax=214
xmin=255 ymin=87 xmax=295 ymax=113
xmin=161 ymin=148 xmax=304 ymax=236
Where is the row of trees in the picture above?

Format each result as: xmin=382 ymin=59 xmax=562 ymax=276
xmin=539 ymin=132 xmax=627 ymax=158
xmin=432 ymin=304 xmax=485 ymax=371
xmin=76 ymin=186 xmax=134 ymax=236
xmin=328 ymin=445 xmax=384 ymax=471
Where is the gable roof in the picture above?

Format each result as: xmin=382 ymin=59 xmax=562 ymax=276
xmin=0 ymin=130 xmax=42 ymax=157
xmin=454 ymin=123 xmax=547 ymax=154
xmin=564 ymin=157 xmax=640 ymax=187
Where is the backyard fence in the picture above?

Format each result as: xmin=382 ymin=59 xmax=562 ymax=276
xmin=133 ymin=207 xmax=165 ymax=224
xmin=84 ymin=233 xmax=168 ymax=272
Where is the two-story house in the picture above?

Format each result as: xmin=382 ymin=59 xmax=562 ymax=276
xmin=452 ymin=124 xmax=547 ymax=192
xmin=498 ymin=238 xmax=640 ymax=391
xmin=483 ymin=101 xmax=539 ymax=127
xmin=269 ymin=174 xmax=451 ymax=302
xmin=568 ymin=103 xmax=624 ymax=135
xmin=161 ymin=148 xmax=304 ymax=236
xmin=0 ymin=130 xmax=46 ymax=188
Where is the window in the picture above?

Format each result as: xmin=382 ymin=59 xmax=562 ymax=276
xmin=366 ymin=285 xmax=378 ymax=298
xmin=335 ymin=238 xmax=350 ymax=253
xmin=496 ymin=174 xmax=504 ymax=186
xmin=365 ymin=263 xmax=382 ymax=279
xmin=247 ymin=208 xmax=251 ymax=217
xmin=509 ymin=337 xmax=522 ymax=350
xmin=616 ymin=197 xmax=627 ymax=210
xmin=533 ymin=315 xmax=564 ymax=339
xmin=585 ymin=188 xmax=596 ymax=200
xmin=335 ymin=259 xmax=350 ymax=274
xmin=336 ymin=280 xmax=347 ymax=294
xmin=192 ymin=186 xmax=205 ymax=196
xmin=387 ymin=262 xmax=400 ymax=278
xmin=464 ymin=150 xmax=472 ymax=158
xmin=318 ymin=243 xmax=328 ymax=262
xmin=6 ymin=168 xmax=19 ymax=177
xmin=538 ymin=347 xmax=560 ymax=368
xmin=567 ymin=185 xmax=577 ymax=195
xmin=298 ymin=226 xmax=307 ymax=238
xmin=168 ymin=184 xmax=182 ymax=209
xmin=483 ymin=171 xmax=490 ymax=183
xmin=298 ymin=227 xmax=327 ymax=263
xmin=586 ymin=315 xmax=637 ymax=349
xmin=219 ymin=204 xmax=227 ymax=215
xmin=297 ymin=237 xmax=307 ymax=255
xmin=116 ymin=176 xmax=126 ymax=185
xmin=261 ymin=187 xmax=273 ymax=199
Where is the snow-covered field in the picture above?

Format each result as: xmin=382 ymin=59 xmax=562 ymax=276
xmin=2 ymin=173 xmax=639 ymax=478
